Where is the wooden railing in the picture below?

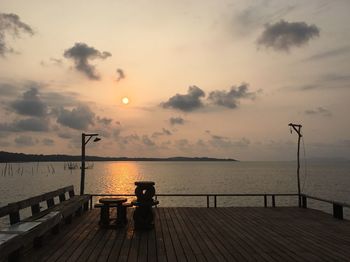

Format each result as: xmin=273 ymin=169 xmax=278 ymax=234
xmin=301 ymin=194 xmax=350 ymax=220
xmin=89 ymin=193 xmax=299 ymax=209
xmin=89 ymin=193 xmax=350 ymax=220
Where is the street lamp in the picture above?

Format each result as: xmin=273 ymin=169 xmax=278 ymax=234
xmin=80 ymin=133 xmax=101 ymax=195
xmin=289 ymin=123 xmax=302 ymax=207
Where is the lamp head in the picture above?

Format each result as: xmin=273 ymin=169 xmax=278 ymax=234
xmin=93 ymin=137 xmax=101 ymax=142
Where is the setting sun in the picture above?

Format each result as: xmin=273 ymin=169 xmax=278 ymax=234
xmin=122 ymin=97 xmax=129 ymax=105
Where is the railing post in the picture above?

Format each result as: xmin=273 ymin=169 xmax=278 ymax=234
xmin=264 ymin=195 xmax=267 ymax=207
xmin=301 ymin=195 xmax=307 ymax=208
xmin=207 ymin=195 xmax=209 ymax=208
xmin=272 ymin=195 xmax=276 ymax=208
xmin=90 ymin=195 xmax=93 ymax=209
xmin=333 ymin=204 xmax=343 ymax=220
xmin=214 ymin=195 xmax=217 ymax=208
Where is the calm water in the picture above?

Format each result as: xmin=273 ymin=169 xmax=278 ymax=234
xmin=1 ymin=161 xmax=349 ymax=210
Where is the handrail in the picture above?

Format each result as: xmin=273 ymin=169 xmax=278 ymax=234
xmin=88 ymin=193 xmax=299 ymax=209
xmin=301 ymin=194 xmax=350 ymax=220
xmin=301 ymin=194 xmax=350 ymax=208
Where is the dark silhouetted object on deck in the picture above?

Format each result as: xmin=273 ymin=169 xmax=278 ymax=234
xmin=132 ymin=181 xmax=159 ymax=230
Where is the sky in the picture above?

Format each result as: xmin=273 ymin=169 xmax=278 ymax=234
xmin=0 ymin=0 xmax=349 ymax=160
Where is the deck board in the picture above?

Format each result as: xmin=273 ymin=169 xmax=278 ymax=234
xmin=25 ymin=207 xmax=350 ymax=262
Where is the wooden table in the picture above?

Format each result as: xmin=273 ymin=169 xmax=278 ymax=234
xmin=98 ymin=197 xmax=127 ymax=227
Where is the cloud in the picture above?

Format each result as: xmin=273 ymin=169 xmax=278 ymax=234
xmin=305 ymin=107 xmax=332 ymax=117
xmin=0 ymin=13 xmax=34 ymax=56
xmin=233 ymin=1 xmax=296 ymax=36
xmin=257 ymin=20 xmax=320 ymax=52
xmin=161 ymin=86 xmax=205 ymax=112
xmin=209 ymin=135 xmax=250 ymax=149
xmin=0 ymin=82 xmax=19 ymax=97
xmin=208 ymin=83 xmax=257 ymax=109
xmin=14 ymin=135 xmax=37 ymax=146
xmin=42 ymin=138 xmax=54 ymax=146
xmin=174 ymin=139 xmax=191 ymax=151
xmin=142 ymin=135 xmax=155 ymax=146
xmin=15 ymin=118 xmax=49 ymax=131
xmin=320 ymin=73 xmax=350 ymax=83
xmin=152 ymin=128 xmax=172 ymax=138
xmin=40 ymin=57 xmax=63 ymax=67
xmin=97 ymin=116 xmax=112 ymax=126
xmin=169 ymin=117 xmax=185 ymax=125
xmin=116 ymin=68 xmax=125 ymax=82
xmin=56 ymin=105 xmax=95 ymax=130
xmin=11 ymin=87 xmax=47 ymax=116
xmin=0 ymin=117 xmax=49 ymax=132
xmin=302 ymin=46 xmax=350 ymax=62
xmin=63 ymin=42 xmax=111 ymax=80
xmin=58 ymin=132 xmax=74 ymax=139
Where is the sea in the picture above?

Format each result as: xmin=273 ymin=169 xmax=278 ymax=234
xmin=0 ymin=161 xmax=349 ymax=222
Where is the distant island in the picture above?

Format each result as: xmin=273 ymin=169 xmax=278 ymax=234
xmin=0 ymin=151 xmax=237 ymax=163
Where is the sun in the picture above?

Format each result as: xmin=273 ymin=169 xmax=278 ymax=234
xmin=122 ymin=97 xmax=129 ymax=105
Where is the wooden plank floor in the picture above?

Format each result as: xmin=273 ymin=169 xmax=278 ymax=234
xmin=26 ymin=207 xmax=350 ymax=262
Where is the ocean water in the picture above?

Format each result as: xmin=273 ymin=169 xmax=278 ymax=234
xmin=0 ymin=161 xmax=349 ymax=211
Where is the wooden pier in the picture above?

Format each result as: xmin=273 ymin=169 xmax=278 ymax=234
xmin=25 ymin=207 xmax=350 ymax=262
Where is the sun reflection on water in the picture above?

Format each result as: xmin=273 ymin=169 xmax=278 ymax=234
xmin=101 ymin=162 xmax=143 ymax=194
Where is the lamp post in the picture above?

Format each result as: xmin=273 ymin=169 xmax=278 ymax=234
xmin=80 ymin=133 xmax=101 ymax=195
xmin=288 ymin=123 xmax=302 ymax=207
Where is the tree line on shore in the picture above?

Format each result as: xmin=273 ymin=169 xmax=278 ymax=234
xmin=0 ymin=151 xmax=237 ymax=163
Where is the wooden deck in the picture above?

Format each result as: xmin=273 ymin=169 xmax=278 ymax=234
xmin=26 ymin=207 xmax=350 ymax=262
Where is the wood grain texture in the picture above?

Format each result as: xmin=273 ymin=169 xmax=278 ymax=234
xmin=25 ymin=207 xmax=350 ymax=262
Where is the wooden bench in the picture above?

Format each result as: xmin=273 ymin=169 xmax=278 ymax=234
xmin=0 ymin=185 xmax=90 ymax=261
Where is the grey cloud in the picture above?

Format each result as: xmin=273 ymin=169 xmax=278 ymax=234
xmin=42 ymin=90 xmax=80 ymax=107
xmin=320 ymin=73 xmax=350 ymax=83
xmin=0 ymin=13 xmax=34 ymax=56
xmin=142 ymin=135 xmax=155 ymax=146
xmin=42 ymin=138 xmax=54 ymax=146
xmin=113 ymin=129 xmax=140 ymax=147
xmin=0 ymin=117 xmax=49 ymax=132
xmin=1 ymin=80 xmax=80 ymax=108
xmin=40 ymin=57 xmax=63 ymax=67
xmin=58 ymin=132 xmax=73 ymax=139
xmin=257 ymin=20 xmax=320 ymax=52
xmin=116 ymin=68 xmax=125 ymax=82
xmin=162 ymin=128 xmax=172 ymax=136
xmin=208 ymin=83 xmax=256 ymax=109
xmin=0 ymin=141 xmax=10 ymax=147
xmin=95 ymin=128 xmax=111 ymax=138
xmin=0 ymin=82 xmax=19 ymax=97
xmin=63 ymin=42 xmax=111 ymax=80
xmin=305 ymin=107 xmax=331 ymax=117
xmin=161 ymin=86 xmax=205 ymax=112
xmin=11 ymin=87 xmax=47 ymax=116
xmin=175 ymin=139 xmax=190 ymax=148
xmin=97 ymin=116 xmax=112 ymax=126
xmin=169 ymin=117 xmax=185 ymax=125
xmin=298 ymin=84 xmax=319 ymax=91
xmin=233 ymin=2 xmax=296 ymax=36
xmin=303 ymin=46 xmax=350 ymax=62
xmin=209 ymin=136 xmax=250 ymax=149
xmin=56 ymin=105 xmax=95 ymax=130
xmin=152 ymin=128 xmax=172 ymax=138
xmin=14 ymin=135 xmax=37 ymax=146
xmin=113 ymin=129 xmax=121 ymax=139
xmin=15 ymin=118 xmax=49 ymax=131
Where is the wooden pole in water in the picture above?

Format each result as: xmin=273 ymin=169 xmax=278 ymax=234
xmin=289 ymin=123 xmax=302 ymax=207
xmin=80 ymin=133 xmax=86 ymax=195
